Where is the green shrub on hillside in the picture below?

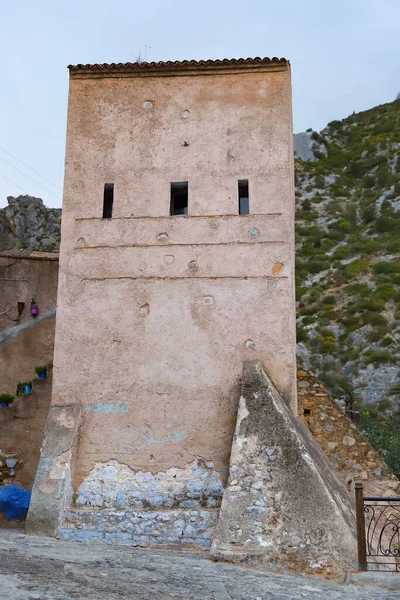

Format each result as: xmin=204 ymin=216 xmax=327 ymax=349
xmin=374 ymin=261 xmax=400 ymax=274
xmin=362 ymin=312 xmax=388 ymax=327
xmin=332 ymin=245 xmax=351 ymax=260
xmin=358 ymin=410 xmax=400 ymax=478
xmin=296 ymin=325 xmax=309 ymax=343
xmin=345 ymin=259 xmax=369 ymax=278
xmin=381 ymin=335 xmax=394 ymax=347
xmin=345 ymin=283 xmax=370 ymax=297
xmin=373 ymin=284 xmax=399 ymax=301
xmin=322 ymin=294 xmax=336 ymax=305
xmin=363 ymin=349 xmax=396 ymax=367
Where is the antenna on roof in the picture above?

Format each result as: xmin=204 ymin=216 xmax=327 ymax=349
xmin=136 ymin=45 xmax=152 ymax=64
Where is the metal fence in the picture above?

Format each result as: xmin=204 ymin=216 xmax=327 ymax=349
xmin=355 ymin=482 xmax=400 ymax=571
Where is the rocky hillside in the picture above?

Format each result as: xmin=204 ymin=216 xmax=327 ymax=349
xmin=295 ymin=98 xmax=400 ymax=409
xmin=0 ymin=196 xmax=61 ymax=252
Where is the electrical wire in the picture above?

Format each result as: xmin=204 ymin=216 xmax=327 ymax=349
xmin=0 ymin=144 xmax=62 ymax=190
xmin=0 ymin=172 xmax=29 ymax=195
xmin=0 ymin=156 xmax=61 ymax=201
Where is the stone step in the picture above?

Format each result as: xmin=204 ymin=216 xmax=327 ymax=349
xmin=60 ymin=507 xmax=219 ymax=549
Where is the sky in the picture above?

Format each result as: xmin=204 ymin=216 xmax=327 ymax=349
xmin=0 ymin=0 xmax=399 ymax=208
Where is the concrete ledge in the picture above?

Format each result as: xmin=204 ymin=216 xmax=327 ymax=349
xmin=347 ymin=570 xmax=400 ymax=591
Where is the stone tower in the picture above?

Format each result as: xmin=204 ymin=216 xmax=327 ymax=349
xmin=28 ymin=56 xmax=299 ymax=546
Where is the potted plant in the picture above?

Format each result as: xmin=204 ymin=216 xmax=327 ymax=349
xmin=35 ymin=365 xmax=47 ymax=379
xmin=0 ymin=394 xmax=14 ymax=408
xmin=30 ymin=299 xmax=39 ymax=317
xmin=16 ymin=381 xmax=33 ymax=396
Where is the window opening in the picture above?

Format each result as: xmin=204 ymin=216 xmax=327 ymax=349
xmin=102 ymin=184 xmax=114 ymax=219
xmin=170 ymin=181 xmax=188 ymax=216
xmin=303 ymin=409 xmax=311 ymax=415
xmin=238 ymin=179 xmax=249 ymax=215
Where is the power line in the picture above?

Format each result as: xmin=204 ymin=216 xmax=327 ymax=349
xmin=0 ymin=144 xmax=62 ymax=190
xmin=0 ymin=172 xmax=30 ymax=195
xmin=0 ymin=156 xmax=62 ymax=201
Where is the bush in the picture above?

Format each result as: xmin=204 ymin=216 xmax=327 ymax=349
xmin=302 ymin=315 xmax=317 ymax=326
xmin=376 ymin=216 xmax=395 ymax=232
xmin=358 ymin=298 xmax=386 ymax=312
xmin=373 ymin=284 xmax=399 ymax=301
xmin=322 ymin=294 xmax=336 ymax=305
xmin=373 ymin=261 xmax=400 ymax=274
xmin=366 ymin=328 xmax=388 ymax=343
xmin=362 ymin=312 xmax=388 ymax=327
xmin=358 ymin=411 xmax=400 ymax=478
xmin=332 ymin=245 xmax=351 ymax=260
xmin=345 ymin=259 xmax=369 ymax=278
xmin=306 ymin=259 xmax=330 ymax=274
xmin=364 ymin=349 xmax=396 ymax=367
xmin=296 ymin=325 xmax=309 ymax=343
xmin=345 ymin=283 xmax=370 ymax=297
xmin=328 ymin=120 xmax=344 ymax=131
xmin=361 ymin=239 xmax=383 ymax=254
xmin=381 ymin=335 xmax=394 ymax=347
xmin=361 ymin=206 xmax=376 ymax=223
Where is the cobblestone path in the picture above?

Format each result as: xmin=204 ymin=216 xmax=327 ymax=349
xmin=0 ymin=532 xmax=398 ymax=599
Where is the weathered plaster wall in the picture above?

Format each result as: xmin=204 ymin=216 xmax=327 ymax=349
xmin=52 ymin=62 xmax=296 ymax=493
xmin=297 ymin=358 xmax=399 ymax=497
xmin=0 ymin=252 xmax=58 ymax=525
xmin=0 ymin=377 xmax=52 ymax=493
xmin=0 ymin=251 xmax=58 ymax=395
xmin=0 ymin=251 xmax=58 ymax=332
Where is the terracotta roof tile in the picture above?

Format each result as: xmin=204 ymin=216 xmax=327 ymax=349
xmin=68 ymin=57 xmax=288 ymax=76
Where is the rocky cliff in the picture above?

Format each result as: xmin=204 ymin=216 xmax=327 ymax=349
xmin=0 ymin=196 xmax=61 ymax=252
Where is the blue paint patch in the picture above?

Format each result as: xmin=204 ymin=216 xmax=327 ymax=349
xmin=250 ymin=227 xmax=260 ymax=239
xmin=84 ymin=400 xmax=128 ymax=414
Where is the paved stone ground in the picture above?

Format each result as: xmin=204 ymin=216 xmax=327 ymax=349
xmin=0 ymin=532 xmax=398 ymax=600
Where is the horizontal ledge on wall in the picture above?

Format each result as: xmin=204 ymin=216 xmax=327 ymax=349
xmin=81 ymin=275 xmax=289 ymax=282
xmin=73 ymin=241 xmax=286 ymax=251
xmin=75 ymin=214 xmax=283 ymax=222
xmin=0 ymin=251 xmax=59 ymax=261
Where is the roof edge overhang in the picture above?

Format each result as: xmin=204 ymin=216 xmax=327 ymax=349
xmin=68 ymin=57 xmax=289 ymax=79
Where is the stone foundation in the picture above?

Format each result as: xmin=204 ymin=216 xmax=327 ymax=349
xmin=57 ymin=457 xmax=223 ymax=549
xmin=60 ymin=508 xmax=218 ymax=548
xmin=75 ymin=458 xmax=224 ymax=510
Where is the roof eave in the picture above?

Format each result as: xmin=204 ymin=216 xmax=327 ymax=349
xmin=68 ymin=57 xmax=289 ymax=79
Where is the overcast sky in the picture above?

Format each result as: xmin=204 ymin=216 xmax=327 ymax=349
xmin=0 ymin=0 xmax=399 ymax=208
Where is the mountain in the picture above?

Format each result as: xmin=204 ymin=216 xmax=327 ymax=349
xmin=295 ymin=98 xmax=400 ymax=409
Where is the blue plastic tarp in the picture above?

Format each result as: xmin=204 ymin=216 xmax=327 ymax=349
xmin=0 ymin=485 xmax=31 ymax=520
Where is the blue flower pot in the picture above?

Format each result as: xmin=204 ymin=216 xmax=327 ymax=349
xmin=38 ymin=371 xmax=47 ymax=379
xmin=23 ymin=384 xmax=32 ymax=394
xmin=1 ymin=402 xmax=8 ymax=408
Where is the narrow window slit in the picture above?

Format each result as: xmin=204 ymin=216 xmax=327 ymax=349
xmin=102 ymin=184 xmax=114 ymax=219
xmin=303 ymin=409 xmax=311 ymax=415
xmin=238 ymin=179 xmax=249 ymax=215
xmin=170 ymin=181 xmax=188 ymax=216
